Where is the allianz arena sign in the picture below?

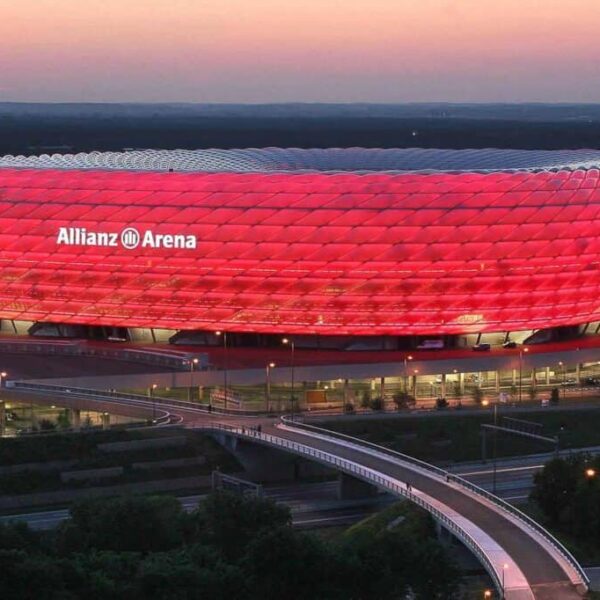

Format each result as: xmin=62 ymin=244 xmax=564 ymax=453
xmin=56 ymin=227 xmax=197 ymax=250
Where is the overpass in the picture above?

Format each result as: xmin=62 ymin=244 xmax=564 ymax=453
xmin=3 ymin=381 xmax=590 ymax=599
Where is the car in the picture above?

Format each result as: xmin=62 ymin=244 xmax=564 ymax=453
xmin=502 ymin=340 xmax=517 ymax=348
xmin=472 ymin=343 xmax=491 ymax=351
xmin=416 ymin=339 xmax=444 ymax=350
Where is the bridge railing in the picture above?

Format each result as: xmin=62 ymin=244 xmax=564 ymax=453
xmin=281 ymin=416 xmax=589 ymax=588
xmin=202 ymin=421 xmax=504 ymax=594
xmin=5 ymin=381 xmax=266 ymax=417
xmin=0 ymin=338 xmax=208 ymax=371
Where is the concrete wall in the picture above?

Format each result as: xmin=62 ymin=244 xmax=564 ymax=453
xmin=0 ymin=475 xmax=214 ymax=511
xmin=97 ymin=436 xmax=186 ymax=453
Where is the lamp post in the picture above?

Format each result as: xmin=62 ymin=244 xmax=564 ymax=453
xmin=215 ymin=331 xmax=229 ymax=409
xmin=585 ymin=467 xmax=596 ymax=483
xmin=0 ymin=371 xmax=6 ymax=388
xmin=492 ymin=402 xmax=498 ymax=494
xmin=403 ymin=355 xmax=413 ymax=395
xmin=501 ymin=563 xmax=509 ymax=600
xmin=150 ymin=383 xmax=157 ymax=421
xmin=188 ymin=357 xmax=199 ymax=402
xmin=282 ymin=338 xmax=296 ymax=419
xmin=484 ymin=591 xmax=492 ymax=600
xmin=519 ymin=347 xmax=528 ymax=404
xmin=266 ymin=362 xmax=275 ymax=412
xmin=558 ymin=361 xmax=566 ymax=400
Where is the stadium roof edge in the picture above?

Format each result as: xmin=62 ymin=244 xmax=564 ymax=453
xmin=2 ymin=147 xmax=600 ymax=174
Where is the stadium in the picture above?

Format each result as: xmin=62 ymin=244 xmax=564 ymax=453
xmin=0 ymin=147 xmax=599 ymax=345
xmin=1 ymin=146 xmax=600 ymax=405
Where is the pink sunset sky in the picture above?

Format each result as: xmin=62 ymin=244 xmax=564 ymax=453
xmin=2 ymin=0 xmax=600 ymax=103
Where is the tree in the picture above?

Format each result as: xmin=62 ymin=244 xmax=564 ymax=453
xmin=56 ymin=409 xmax=71 ymax=430
xmin=38 ymin=418 xmax=56 ymax=431
xmin=370 ymin=396 xmax=384 ymax=411
xmin=530 ymin=456 xmax=583 ymax=525
xmin=528 ymin=386 xmax=538 ymax=402
xmin=243 ymin=527 xmax=347 ymax=600
xmin=189 ymin=490 xmax=290 ymax=561
xmin=361 ymin=390 xmax=371 ymax=408
xmin=57 ymin=495 xmax=186 ymax=554
xmin=435 ymin=397 xmax=449 ymax=410
xmin=393 ymin=391 xmax=415 ymax=411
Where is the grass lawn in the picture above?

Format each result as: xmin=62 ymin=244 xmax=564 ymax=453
xmin=320 ymin=408 xmax=600 ymax=465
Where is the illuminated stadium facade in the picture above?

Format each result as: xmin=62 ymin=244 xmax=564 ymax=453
xmin=1 ymin=147 xmax=600 ymax=347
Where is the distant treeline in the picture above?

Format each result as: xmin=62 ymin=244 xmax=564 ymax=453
xmin=3 ymin=112 xmax=600 ymax=155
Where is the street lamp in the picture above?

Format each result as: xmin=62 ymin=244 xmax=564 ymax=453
xmin=188 ymin=357 xmax=199 ymax=402
xmin=0 ymin=371 xmax=7 ymax=388
xmin=403 ymin=355 xmax=413 ymax=394
xmin=558 ymin=361 xmax=566 ymax=400
xmin=484 ymin=591 xmax=492 ymax=599
xmin=585 ymin=467 xmax=596 ymax=479
xmin=266 ymin=362 xmax=275 ymax=412
xmin=501 ymin=563 xmax=509 ymax=600
xmin=282 ymin=338 xmax=296 ymax=419
xmin=519 ymin=347 xmax=529 ymax=404
xmin=150 ymin=383 xmax=158 ymax=421
xmin=215 ymin=331 xmax=229 ymax=409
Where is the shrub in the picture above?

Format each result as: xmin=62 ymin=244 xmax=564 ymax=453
xmin=435 ymin=397 xmax=449 ymax=410
xmin=370 ymin=397 xmax=384 ymax=411
xmin=393 ymin=392 xmax=415 ymax=411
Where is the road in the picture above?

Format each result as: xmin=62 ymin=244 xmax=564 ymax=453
xmin=0 ymin=481 xmax=393 ymax=531
xmin=452 ymin=446 xmax=600 ymax=504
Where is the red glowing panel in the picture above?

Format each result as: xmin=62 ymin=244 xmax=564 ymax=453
xmin=0 ymin=167 xmax=598 ymax=335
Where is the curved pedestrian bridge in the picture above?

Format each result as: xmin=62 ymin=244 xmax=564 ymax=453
xmin=203 ymin=418 xmax=588 ymax=600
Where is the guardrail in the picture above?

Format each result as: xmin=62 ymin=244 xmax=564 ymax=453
xmin=0 ymin=338 xmax=207 ymax=371
xmin=6 ymin=381 xmax=267 ymax=417
xmin=201 ymin=421 xmax=505 ymax=594
xmin=281 ymin=416 xmax=589 ymax=589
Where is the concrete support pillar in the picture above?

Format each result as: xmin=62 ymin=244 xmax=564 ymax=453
xmin=434 ymin=519 xmax=453 ymax=546
xmin=495 ymin=371 xmax=500 ymax=393
xmin=337 ymin=472 xmax=379 ymax=500
xmin=411 ymin=375 xmax=418 ymax=398
xmin=576 ymin=363 xmax=582 ymax=384
xmin=459 ymin=373 xmax=465 ymax=394
xmin=370 ymin=379 xmax=376 ymax=391
xmin=545 ymin=367 xmax=551 ymax=386
xmin=512 ymin=369 xmax=517 ymax=386
xmin=440 ymin=373 xmax=447 ymax=398
xmin=531 ymin=368 xmax=537 ymax=389
xmin=343 ymin=379 xmax=349 ymax=404
xmin=101 ymin=412 xmax=110 ymax=430
xmin=380 ymin=377 xmax=385 ymax=400
xmin=72 ymin=408 xmax=81 ymax=431
xmin=0 ymin=400 xmax=5 ymax=436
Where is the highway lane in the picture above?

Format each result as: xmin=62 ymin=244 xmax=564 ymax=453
xmin=0 ymin=481 xmax=393 ymax=532
xmin=451 ymin=446 xmax=600 ymax=503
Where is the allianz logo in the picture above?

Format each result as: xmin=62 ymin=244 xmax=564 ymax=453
xmin=56 ymin=227 xmax=197 ymax=250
